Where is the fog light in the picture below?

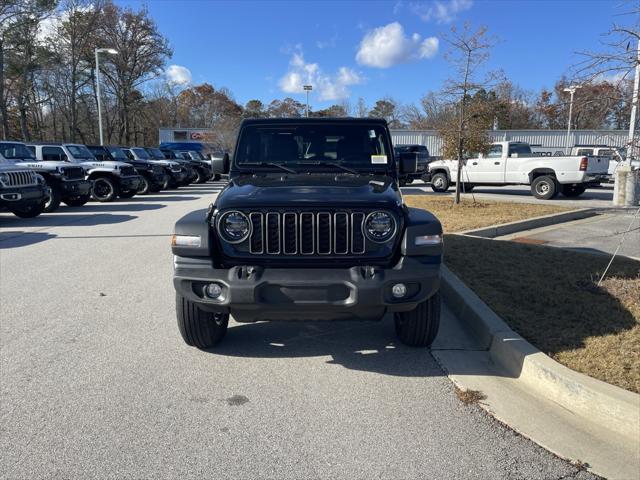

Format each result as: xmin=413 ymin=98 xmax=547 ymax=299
xmin=205 ymin=283 xmax=223 ymax=299
xmin=392 ymin=283 xmax=407 ymax=298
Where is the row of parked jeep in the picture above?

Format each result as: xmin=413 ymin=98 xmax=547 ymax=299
xmin=0 ymin=141 xmax=222 ymax=218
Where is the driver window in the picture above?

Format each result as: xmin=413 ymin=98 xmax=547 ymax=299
xmin=487 ymin=145 xmax=502 ymax=158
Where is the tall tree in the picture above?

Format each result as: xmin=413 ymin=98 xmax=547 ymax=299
xmin=368 ymin=98 xmax=404 ymax=128
xmin=98 ymin=2 xmax=171 ymax=144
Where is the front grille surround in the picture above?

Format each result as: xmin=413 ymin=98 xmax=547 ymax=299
xmin=219 ymin=209 xmax=399 ymax=258
xmin=119 ymin=166 xmax=136 ymax=177
xmin=62 ymin=166 xmax=85 ymax=180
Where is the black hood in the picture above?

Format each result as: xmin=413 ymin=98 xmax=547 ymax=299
xmin=216 ymin=173 xmax=403 ymax=210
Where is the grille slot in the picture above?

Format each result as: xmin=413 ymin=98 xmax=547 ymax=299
xmin=245 ymin=211 xmax=367 ymax=255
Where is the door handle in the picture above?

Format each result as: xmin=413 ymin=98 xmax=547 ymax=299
xmin=494 ymin=162 xmax=500 ymax=165
xmin=472 ymin=162 xmax=478 ymax=165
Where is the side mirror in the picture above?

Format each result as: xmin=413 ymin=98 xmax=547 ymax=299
xmin=212 ymin=153 xmax=230 ymax=174
xmin=399 ymin=155 xmax=417 ymax=174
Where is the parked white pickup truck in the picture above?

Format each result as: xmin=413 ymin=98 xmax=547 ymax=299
xmin=426 ymin=141 xmax=609 ymax=199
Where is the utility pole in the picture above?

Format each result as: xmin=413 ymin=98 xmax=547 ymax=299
xmin=563 ymin=84 xmax=581 ymax=154
xmin=627 ymin=39 xmax=640 ymax=163
xmin=303 ymin=85 xmax=312 ymax=118
xmin=94 ymin=48 xmax=118 ymax=145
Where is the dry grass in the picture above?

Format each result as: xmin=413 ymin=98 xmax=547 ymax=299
xmin=454 ymin=386 xmax=487 ymax=405
xmin=404 ymin=195 xmax=570 ymax=233
xmin=444 ymin=235 xmax=640 ymax=393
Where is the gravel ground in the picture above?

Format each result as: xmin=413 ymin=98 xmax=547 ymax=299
xmin=0 ymin=182 xmax=598 ymax=479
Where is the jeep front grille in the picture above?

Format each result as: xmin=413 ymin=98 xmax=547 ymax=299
xmin=247 ymin=211 xmax=366 ymax=255
xmin=120 ymin=166 xmax=136 ymax=176
xmin=62 ymin=166 xmax=85 ymax=180
xmin=3 ymin=170 xmax=37 ymax=187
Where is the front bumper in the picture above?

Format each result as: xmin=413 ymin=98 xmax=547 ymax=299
xmin=118 ymin=175 xmax=142 ymax=191
xmin=0 ymin=184 xmax=48 ymax=204
xmin=60 ymin=179 xmax=92 ymax=196
xmin=173 ymin=256 xmax=440 ymax=322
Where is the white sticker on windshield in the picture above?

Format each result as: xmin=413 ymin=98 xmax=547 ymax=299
xmin=371 ymin=155 xmax=387 ymax=164
xmin=368 ymin=129 xmax=376 ymax=138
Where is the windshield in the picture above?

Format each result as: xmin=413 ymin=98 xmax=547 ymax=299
xmin=66 ymin=145 xmax=95 ymax=159
xmin=147 ymin=148 xmax=165 ymax=160
xmin=132 ymin=148 xmax=151 ymax=160
xmin=105 ymin=146 xmax=128 ymax=160
xmin=235 ymin=123 xmax=392 ymax=173
xmin=0 ymin=142 xmax=35 ymax=160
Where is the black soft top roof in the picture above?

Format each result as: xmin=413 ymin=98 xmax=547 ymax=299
xmin=240 ymin=117 xmax=389 ymax=127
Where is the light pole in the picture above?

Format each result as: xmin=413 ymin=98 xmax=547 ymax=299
xmin=303 ymin=85 xmax=312 ymax=117
xmin=95 ymin=47 xmax=118 ymax=145
xmin=563 ymin=84 xmax=581 ymax=154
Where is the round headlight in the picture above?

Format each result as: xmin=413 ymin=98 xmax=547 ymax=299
xmin=364 ymin=211 xmax=396 ymax=243
xmin=217 ymin=211 xmax=251 ymax=243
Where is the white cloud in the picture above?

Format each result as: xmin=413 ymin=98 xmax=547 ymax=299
xmin=279 ymin=50 xmax=363 ymax=101
xmin=165 ymin=65 xmax=192 ymax=85
xmin=355 ymin=22 xmax=439 ymax=68
xmin=411 ymin=0 xmax=473 ymax=23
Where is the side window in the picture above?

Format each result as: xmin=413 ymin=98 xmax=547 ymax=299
xmin=577 ymin=149 xmax=594 ymax=156
xmin=42 ymin=146 xmax=65 ymax=161
xmin=125 ymin=150 xmax=134 ymax=160
xmin=487 ymin=145 xmax=502 ymax=158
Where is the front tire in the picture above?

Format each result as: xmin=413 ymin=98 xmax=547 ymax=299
xmin=10 ymin=201 xmax=46 ymax=218
xmin=137 ymin=176 xmax=150 ymax=195
xmin=176 ymin=294 xmax=229 ymax=348
xmin=430 ymin=173 xmax=450 ymax=192
xmin=194 ymin=169 xmax=204 ymax=184
xmin=395 ymin=292 xmax=441 ymax=347
xmin=43 ymin=186 xmax=61 ymax=213
xmin=91 ymin=176 xmax=119 ymax=202
xmin=561 ymin=184 xmax=586 ymax=197
xmin=531 ymin=175 xmax=558 ymax=200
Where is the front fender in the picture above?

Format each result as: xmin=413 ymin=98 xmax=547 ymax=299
xmin=172 ymin=208 xmax=212 ymax=257
xmin=401 ymin=207 xmax=443 ymax=260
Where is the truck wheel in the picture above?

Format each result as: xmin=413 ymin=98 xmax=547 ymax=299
xmin=561 ymin=184 xmax=586 ymax=197
xmin=194 ymin=169 xmax=204 ymax=184
xmin=92 ymin=176 xmax=119 ymax=202
xmin=394 ymin=291 xmax=441 ymax=347
xmin=137 ymin=176 xmax=150 ymax=195
xmin=63 ymin=194 xmax=90 ymax=207
xmin=430 ymin=173 xmax=450 ymax=192
xmin=10 ymin=200 xmax=46 ymax=218
xmin=213 ymin=174 xmax=221 ymax=181
xmin=176 ymin=294 xmax=229 ymax=348
xmin=119 ymin=189 xmax=137 ymax=199
xmin=43 ymin=186 xmax=62 ymax=213
xmin=161 ymin=176 xmax=171 ymax=190
xmin=531 ymin=175 xmax=558 ymax=200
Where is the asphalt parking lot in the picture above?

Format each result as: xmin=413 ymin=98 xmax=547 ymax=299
xmin=0 ymin=182 xmax=597 ymax=479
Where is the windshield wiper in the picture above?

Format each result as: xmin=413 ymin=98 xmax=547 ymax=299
xmin=299 ymin=161 xmax=358 ymax=174
xmin=242 ymin=162 xmax=297 ymax=173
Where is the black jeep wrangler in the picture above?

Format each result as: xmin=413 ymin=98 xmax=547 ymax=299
xmin=171 ymin=118 xmax=443 ymax=348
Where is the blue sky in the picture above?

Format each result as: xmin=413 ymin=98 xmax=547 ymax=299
xmin=117 ymin=0 xmax=625 ymax=109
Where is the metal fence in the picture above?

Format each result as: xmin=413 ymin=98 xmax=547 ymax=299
xmin=390 ymin=129 xmax=632 ymax=156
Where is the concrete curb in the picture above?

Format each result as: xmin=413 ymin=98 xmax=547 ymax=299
xmin=459 ymin=208 xmax=597 ymax=238
xmin=441 ymin=265 xmax=640 ymax=442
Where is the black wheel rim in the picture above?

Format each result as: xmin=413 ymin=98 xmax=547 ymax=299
xmin=94 ymin=179 xmax=113 ymax=199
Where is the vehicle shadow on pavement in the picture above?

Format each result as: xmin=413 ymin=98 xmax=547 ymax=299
xmin=67 ymin=203 xmax=167 ymax=212
xmin=0 ymin=231 xmax=56 ymax=248
xmin=129 ymin=196 xmax=199 ymax=202
xmin=0 ymin=213 xmax=137 ymax=228
xmin=209 ymin=319 xmax=446 ymax=378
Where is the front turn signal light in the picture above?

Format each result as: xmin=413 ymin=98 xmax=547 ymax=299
xmin=415 ymin=234 xmax=442 ymax=246
xmin=171 ymin=234 xmax=201 ymax=247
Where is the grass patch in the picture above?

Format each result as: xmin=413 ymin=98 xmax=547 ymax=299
xmin=445 ymin=235 xmax=640 ymax=393
xmin=404 ymin=195 xmax=570 ymax=233
xmin=454 ymin=386 xmax=487 ymax=405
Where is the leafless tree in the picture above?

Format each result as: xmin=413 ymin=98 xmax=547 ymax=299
xmin=440 ymin=23 xmax=502 ymax=204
